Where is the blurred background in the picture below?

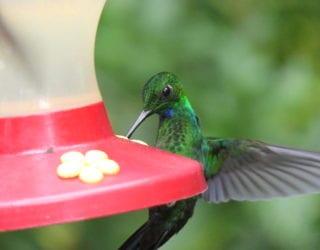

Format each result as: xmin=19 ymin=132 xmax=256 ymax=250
xmin=1 ymin=0 xmax=320 ymax=249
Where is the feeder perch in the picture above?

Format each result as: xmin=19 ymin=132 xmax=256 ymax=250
xmin=0 ymin=1 xmax=207 ymax=231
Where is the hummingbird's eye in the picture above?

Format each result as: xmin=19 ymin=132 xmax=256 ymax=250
xmin=162 ymin=85 xmax=173 ymax=98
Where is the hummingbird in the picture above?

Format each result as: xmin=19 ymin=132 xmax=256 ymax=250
xmin=119 ymin=72 xmax=320 ymax=250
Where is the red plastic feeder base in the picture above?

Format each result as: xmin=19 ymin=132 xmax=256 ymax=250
xmin=0 ymin=102 xmax=207 ymax=231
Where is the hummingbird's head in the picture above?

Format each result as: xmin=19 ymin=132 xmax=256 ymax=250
xmin=126 ymin=72 xmax=184 ymax=138
xmin=142 ymin=72 xmax=183 ymax=114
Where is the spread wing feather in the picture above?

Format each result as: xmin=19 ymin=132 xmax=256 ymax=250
xmin=202 ymin=139 xmax=320 ymax=203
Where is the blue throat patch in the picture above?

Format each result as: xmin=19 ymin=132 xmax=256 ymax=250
xmin=164 ymin=109 xmax=174 ymax=118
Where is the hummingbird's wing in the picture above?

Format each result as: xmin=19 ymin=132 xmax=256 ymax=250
xmin=202 ymin=138 xmax=320 ymax=203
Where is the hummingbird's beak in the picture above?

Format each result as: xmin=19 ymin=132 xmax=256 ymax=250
xmin=126 ymin=110 xmax=152 ymax=138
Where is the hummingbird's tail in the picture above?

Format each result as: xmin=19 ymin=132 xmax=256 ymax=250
xmin=118 ymin=221 xmax=148 ymax=250
xmin=118 ymin=198 xmax=197 ymax=250
xmin=118 ymin=219 xmax=169 ymax=250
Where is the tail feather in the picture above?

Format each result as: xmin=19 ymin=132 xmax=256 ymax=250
xmin=118 ymin=222 xmax=149 ymax=250
xmin=118 ymin=220 xmax=170 ymax=250
xmin=119 ymin=199 xmax=197 ymax=250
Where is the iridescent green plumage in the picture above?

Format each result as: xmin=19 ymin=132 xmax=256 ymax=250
xmin=119 ymin=72 xmax=320 ymax=249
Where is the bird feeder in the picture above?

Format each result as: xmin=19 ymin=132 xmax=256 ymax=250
xmin=0 ymin=1 xmax=206 ymax=231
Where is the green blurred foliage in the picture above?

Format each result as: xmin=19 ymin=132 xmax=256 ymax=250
xmin=1 ymin=0 xmax=320 ymax=249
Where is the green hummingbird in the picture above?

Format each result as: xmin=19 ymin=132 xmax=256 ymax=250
xmin=119 ymin=72 xmax=320 ymax=250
